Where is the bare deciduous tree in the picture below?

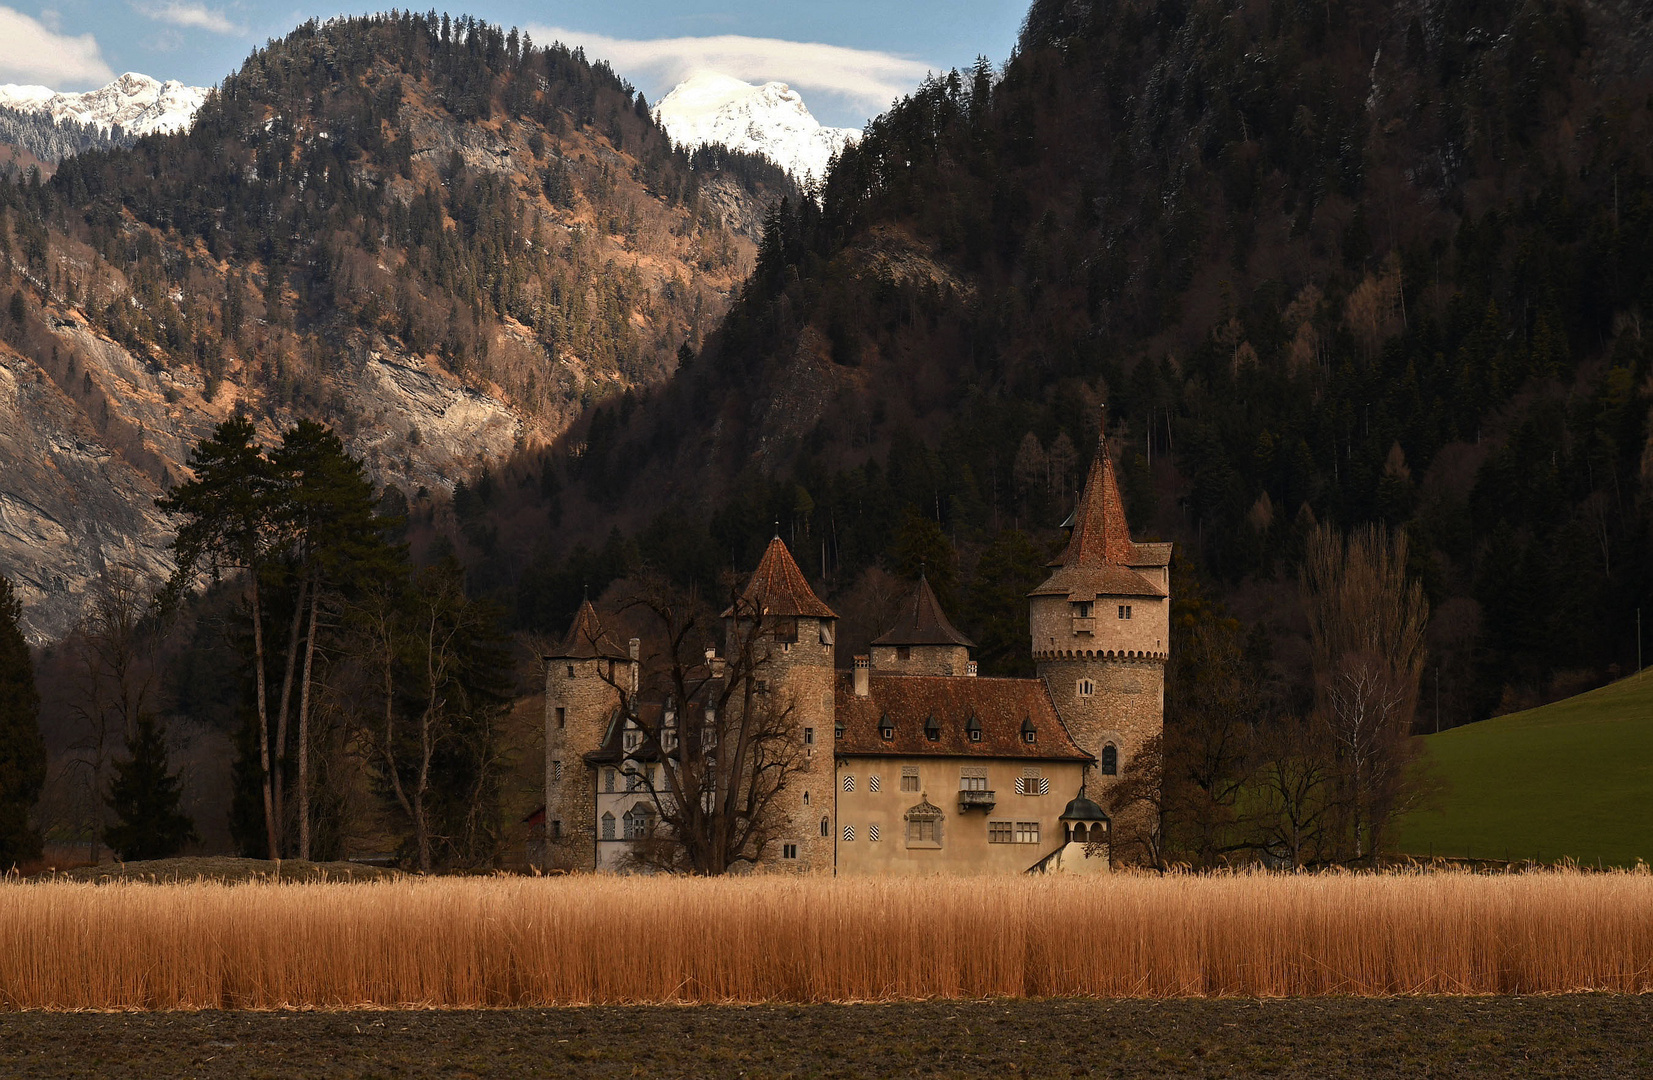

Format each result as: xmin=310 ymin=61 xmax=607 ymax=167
xmin=591 ymin=573 xmax=806 ymax=875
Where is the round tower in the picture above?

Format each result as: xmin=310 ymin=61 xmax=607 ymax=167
xmin=543 ymin=599 xmax=630 ymax=871
xmin=723 ymin=536 xmax=838 ymax=872
xmin=1029 ymin=421 xmax=1170 ymax=845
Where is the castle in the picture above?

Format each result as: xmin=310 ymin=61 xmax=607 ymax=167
xmin=537 ymin=436 xmax=1169 ymax=874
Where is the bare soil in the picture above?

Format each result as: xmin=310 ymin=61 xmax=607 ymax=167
xmin=1 ymin=996 xmax=1649 ymax=1078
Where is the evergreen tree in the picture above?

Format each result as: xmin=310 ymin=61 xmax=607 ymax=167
xmin=102 ymin=715 xmax=198 ymax=862
xmin=0 ymin=574 xmax=46 ymax=868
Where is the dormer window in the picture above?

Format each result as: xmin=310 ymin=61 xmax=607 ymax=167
xmin=965 ymin=713 xmax=982 ymax=743
xmin=1021 ymin=717 xmax=1038 ymax=744
xmin=924 ymin=714 xmax=941 ymax=741
xmin=879 ymin=713 xmax=894 ymax=740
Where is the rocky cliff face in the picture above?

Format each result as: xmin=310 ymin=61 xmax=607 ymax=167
xmin=0 ymin=14 xmax=789 ymax=641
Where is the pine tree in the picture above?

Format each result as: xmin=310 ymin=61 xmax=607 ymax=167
xmin=0 ymin=574 xmax=46 ymax=868
xmin=103 ymin=715 xmax=198 ymax=862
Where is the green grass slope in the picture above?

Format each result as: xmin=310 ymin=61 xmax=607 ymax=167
xmin=1399 ymin=676 xmax=1653 ymax=867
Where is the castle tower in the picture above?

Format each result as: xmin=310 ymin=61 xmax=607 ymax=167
xmin=1029 ymin=419 xmax=1171 ymax=838
xmin=724 ymin=536 xmax=838 ymax=871
xmin=543 ymin=599 xmax=632 ymax=871
xmin=869 ymin=573 xmax=976 ymax=676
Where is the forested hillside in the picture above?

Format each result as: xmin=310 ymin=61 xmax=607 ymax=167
xmin=493 ymin=0 xmax=1653 ymax=730
xmin=0 ymin=11 xmax=790 ymax=641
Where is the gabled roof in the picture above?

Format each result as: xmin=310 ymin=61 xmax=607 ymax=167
xmin=834 ymin=675 xmax=1091 ymax=761
xmin=724 ymin=536 xmax=837 ymax=619
xmin=872 ymin=574 xmax=974 ymax=648
xmin=549 ymin=599 xmax=629 ymax=660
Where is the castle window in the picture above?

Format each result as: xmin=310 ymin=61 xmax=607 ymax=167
xmin=755 ymin=680 xmax=768 ymax=693
xmin=896 ymin=646 xmax=911 ymax=661
xmin=626 ymin=769 xmax=643 ymax=791
xmin=782 ymin=843 xmax=798 ymax=859
xmin=989 ymin=821 xmax=1012 ymax=843
xmin=1015 ymin=821 xmax=1041 ymax=844
xmin=819 ymin=622 xmax=834 ymax=646
xmin=804 ymin=727 xmax=815 ymax=745
xmin=601 ymin=812 xmax=615 ymax=840
xmin=1118 ymin=604 xmax=1132 ymax=620
xmin=551 ymin=760 xmax=562 ymax=785
xmin=868 ymin=775 xmax=880 ymax=793
xmin=1074 ymin=601 xmax=1093 ymax=618
xmin=623 ymin=728 xmax=641 ymax=753
xmin=879 ymin=713 xmax=894 ymax=740
xmin=604 ymin=769 xmax=616 ymax=793
xmin=1021 ymin=717 xmax=1038 ymax=744
xmin=566 ymin=664 xmax=575 ymax=678
xmin=821 ymin=817 xmax=830 ymax=837
xmin=868 ymin=824 xmax=880 ymax=842
xmin=900 ymin=766 xmax=920 ymax=792
xmin=555 ymin=707 xmax=566 ymax=729
xmin=774 ymin=618 xmax=799 ymax=644
xmin=1077 ymin=679 xmax=1095 ymax=697
xmin=1101 ymin=744 xmax=1119 ymax=776
xmin=843 ymin=774 xmax=856 ymax=792
xmin=960 ymin=767 xmax=988 ymax=792
xmin=842 ymin=824 xmax=855 ymax=842
xmin=550 ymin=820 xmax=562 ymax=840
xmin=924 ymin=714 xmax=941 ymax=741
xmin=1016 ymin=768 xmax=1050 ymax=796
xmin=965 ymin=714 xmax=982 ymax=742
xmin=623 ymin=805 xmax=654 ymax=840
xmin=903 ymin=802 xmax=943 ymax=848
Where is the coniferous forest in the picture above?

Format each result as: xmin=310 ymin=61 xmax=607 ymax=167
xmin=1 ymin=0 xmax=1651 ymax=869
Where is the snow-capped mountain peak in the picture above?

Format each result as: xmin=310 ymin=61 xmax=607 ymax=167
xmin=654 ymin=72 xmax=858 ymax=184
xmin=0 ymin=72 xmax=209 ymax=137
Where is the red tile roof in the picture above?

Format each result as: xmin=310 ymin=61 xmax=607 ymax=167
xmin=834 ymin=674 xmax=1091 ymax=761
xmin=871 ymin=574 xmax=975 ymax=648
xmin=725 ymin=536 xmax=837 ymax=619
xmin=550 ymin=599 xmax=630 ymax=660
xmin=1033 ymin=431 xmax=1172 ymax=599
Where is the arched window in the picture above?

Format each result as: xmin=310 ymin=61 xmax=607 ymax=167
xmin=600 ymin=812 xmax=616 ymax=841
xmin=1101 ymin=744 xmax=1119 ymax=776
xmin=820 ymin=816 xmax=830 ymax=837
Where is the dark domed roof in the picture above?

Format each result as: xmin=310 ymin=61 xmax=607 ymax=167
xmin=1060 ymin=794 xmax=1110 ymax=822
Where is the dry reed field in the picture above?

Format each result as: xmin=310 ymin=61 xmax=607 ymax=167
xmin=2 ymin=870 xmax=1652 ymax=1010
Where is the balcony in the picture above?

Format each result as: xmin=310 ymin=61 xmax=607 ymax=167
xmin=958 ymin=788 xmax=997 ymax=812
xmin=1071 ymin=616 xmax=1096 ymax=635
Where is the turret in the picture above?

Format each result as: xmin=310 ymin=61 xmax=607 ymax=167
xmin=870 ymin=574 xmax=976 ymax=676
xmin=1029 ymin=411 xmax=1170 ymax=830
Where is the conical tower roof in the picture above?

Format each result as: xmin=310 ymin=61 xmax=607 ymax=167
xmin=1031 ymin=413 xmax=1171 ymax=599
xmin=725 ymin=536 xmax=837 ymax=619
xmin=550 ymin=598 xmax=629 ymax=660
xmin=1057 ymin=449 xmax=1135 ymax=568
xmin=872 ymin=574 xmax=974 ymax=648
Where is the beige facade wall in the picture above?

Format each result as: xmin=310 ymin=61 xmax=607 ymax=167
xmin=833 ymin=756 xmax=1086 ymax=875
xmin=543 ymin=657 xmax=625 ymax=871
xmin=870 ymin=644 xmax=972 ymax=676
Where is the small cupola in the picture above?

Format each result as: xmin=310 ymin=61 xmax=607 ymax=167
xmin=1060 ymin=791 xmax=1111 ymax=846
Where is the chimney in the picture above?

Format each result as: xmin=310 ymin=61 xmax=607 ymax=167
xmin=707 ymin=646 xmax=726 ymax=679
xmin=966 ymin=660 xmax=978 ymax=677
xmin=853 ymin=655 xmax=870 ymax=697
xmin=628 ymin=637 xmax=641 ymax=694
xmin=628 ymin=638 xmax=640 ymax=660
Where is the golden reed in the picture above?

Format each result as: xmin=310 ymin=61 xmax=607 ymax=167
xmin=2 ymin=870 xmax=1651 ymax=1009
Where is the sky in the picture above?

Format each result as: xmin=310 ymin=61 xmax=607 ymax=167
xmin=0 ymin=1 xmax=1031 ymax=128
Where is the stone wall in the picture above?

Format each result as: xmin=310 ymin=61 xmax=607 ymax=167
xmin=869 ymin=643 xmax=972 ymax=676
xmin=542 ymin=657 xmax=624 ymax=871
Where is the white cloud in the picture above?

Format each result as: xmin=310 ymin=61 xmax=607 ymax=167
xmin=138 ymin=1 xmax=243 ymax=35
xmin=0 ymin=5 xmax=114 ymax=87
xmin=527 ymin=26 xmax=933 ymax=121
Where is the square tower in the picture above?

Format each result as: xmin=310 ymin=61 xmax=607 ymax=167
xmin=542 ymin=599 xmax=631 ymax=871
